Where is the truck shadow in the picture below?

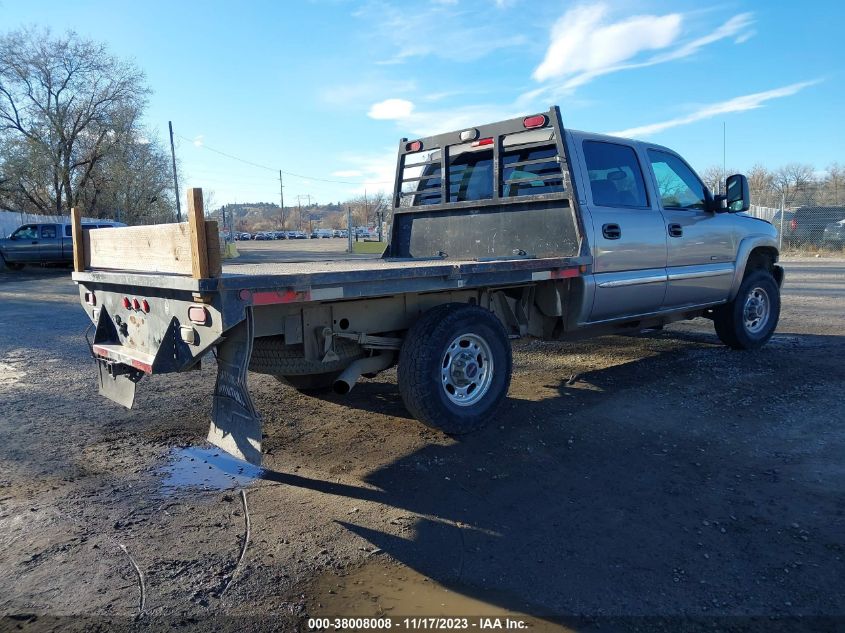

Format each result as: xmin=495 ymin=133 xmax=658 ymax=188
xmin=260 ymin=330 xmax=845 ymax=620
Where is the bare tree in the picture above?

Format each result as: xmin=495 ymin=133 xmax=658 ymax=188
xmin=699 ymin=165 xmax=726 ymax=195
xmin=0 ymin=27 xmax=150 ymax=214
xmin=822 ymin=163 xmax=844 ymax=205
xmin=746 ymin=164 xmax=775 ymax=207
xmin=773 ymin=163 xmax=815 ymax=207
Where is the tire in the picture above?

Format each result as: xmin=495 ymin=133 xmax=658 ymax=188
xmin=0 ymin=254 xmax=24 ymax=271
xmin=398 ymin=303 xmax=512 ymax=435
xmin=713 ymin=268 xmax=780 ymax=350
xmin=249 ymin=336 xmax=363 ymax=376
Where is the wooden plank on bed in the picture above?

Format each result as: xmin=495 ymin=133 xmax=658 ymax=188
xmin=84 ymin=222 xmax=195 ymax=275
xmin=81 ymin=188 xmax=221 ymax=278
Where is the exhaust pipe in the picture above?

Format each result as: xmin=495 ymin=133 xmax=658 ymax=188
xmin=333 ymin=352 xmax=395 ymax=395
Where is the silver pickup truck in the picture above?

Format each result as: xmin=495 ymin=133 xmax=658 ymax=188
xmin=0 ymin=220 xmax=124 ymax=270
xmin=72 ymin=107 xmax=783 ymax=464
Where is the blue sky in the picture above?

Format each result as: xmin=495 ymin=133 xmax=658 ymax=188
xmin=3 ymin=0 xmax=843 ymax=206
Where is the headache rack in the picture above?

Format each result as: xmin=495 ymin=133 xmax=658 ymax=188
xmin=388 ymin=106 xmax=581 ymax=260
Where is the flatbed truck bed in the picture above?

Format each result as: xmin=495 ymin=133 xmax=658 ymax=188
xmin=70 ymin=105 xmax=782 ymax=466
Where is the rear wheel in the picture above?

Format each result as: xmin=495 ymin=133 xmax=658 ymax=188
xmin=714 ymin=268 xmax=780 ymax=350
xmin=398 ymin=303 xmax=512 ymax=435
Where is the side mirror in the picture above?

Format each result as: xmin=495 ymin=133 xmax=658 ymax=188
xmin=725 ymin=174 xmax=750 ymax=213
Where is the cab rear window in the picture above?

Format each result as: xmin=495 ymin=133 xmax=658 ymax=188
xmin=399 ymin=129 xmax=566 ymax=207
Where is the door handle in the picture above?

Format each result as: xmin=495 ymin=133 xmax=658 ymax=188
xmin=31 ymin=240 xmax=39 ymax=244
xmin=602 ymin=223 xmax=621 ymax=240
xmin=668 ymin=223 xmax=683 ymax=237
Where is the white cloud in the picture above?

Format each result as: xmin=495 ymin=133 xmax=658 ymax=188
xmin=335 ymin=150 xmax=397 ymax=195
xmin=356 ymin=1 xmax=526 ymax=65
xmin=529 ymin=5 xmax=755 ymax=93
xmin=608 ymin=80 xmax=820 ymax=138
xmin=368 ymin=98 xmax=415 ymax=120
xmin=533 ymin=5 xmax=682 ymax=82
xmin=366 ymin=97 xmax=522 ymax=138
xmin=193 ymin=135 xmax=204 ymax=147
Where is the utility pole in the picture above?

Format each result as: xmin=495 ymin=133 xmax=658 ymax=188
xmin=347 ymin=205 xmax=353 ymax=253
xmin=722 ymin=121 xmax=727 ymax=195
xmin=169 ymin=121 xmax=182 ymax=222
xmin=296 ymin=195 xmax=312 ymax=231
xmin=279 ymin=171 xmax=285 ymax=229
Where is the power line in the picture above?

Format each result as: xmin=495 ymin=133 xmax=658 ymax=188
xmin=174 ymin=133 xmax=391 ymax=185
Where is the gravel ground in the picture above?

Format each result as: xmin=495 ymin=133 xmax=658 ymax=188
xmin=0 ymin=248 xmax=843 ymax=632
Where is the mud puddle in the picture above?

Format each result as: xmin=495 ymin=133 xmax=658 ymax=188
xmin=159 ymin=445 xmax=264 ymax=493
xmin=308 ymin=558 xmax=574 ymax=631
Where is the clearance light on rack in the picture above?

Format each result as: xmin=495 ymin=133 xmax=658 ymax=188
xmin=406 ymin=140 xmax=422 ymax=152
xmin=471 ymin=137 xmax=494 ymax=148
xmin=460 ymin=128 xmax=479 ymax=142
xmin=523 ymin=114 xmax=548 ymax=129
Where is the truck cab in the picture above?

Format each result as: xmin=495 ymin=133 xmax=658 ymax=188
xmin=1 ymin=221 xmax=124 ymax=269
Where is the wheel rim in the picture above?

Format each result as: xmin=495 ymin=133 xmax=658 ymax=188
xmin=440 ymin=332 xmax=494 ymax=407
xmin=743 ymin=286 xmax=771 ymax=334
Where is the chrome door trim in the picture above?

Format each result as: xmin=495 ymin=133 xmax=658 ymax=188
xmin=667 ymin=264 xmax=734 ymax=281
xmin=597 ymin=272 xmax=667 ymax=288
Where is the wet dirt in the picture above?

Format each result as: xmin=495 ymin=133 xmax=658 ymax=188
xmin=308 ymin=557 xmax=574 ymax=631
xmin=0 ymin=256 xmax=843 ymax=632
xmin=159 ymin=446 xmax=264 ymax=494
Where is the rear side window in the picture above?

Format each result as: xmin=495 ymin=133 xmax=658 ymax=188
xmin=40 ymin=225 xmax=57 ymax=238
xmin=648 ymin=150 xmax=707 ymax=210
xmin=65 ymin=225 xmax=73 ymax=237
xmin=502 ymin=133 xmax=565 ymax=198
xmin=583 ymin=141 xmax=648 ymax=208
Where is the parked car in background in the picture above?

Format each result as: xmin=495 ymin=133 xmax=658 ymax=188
xmin=1 ymin=221 xmax=125 ymax=270
xmin=790 ymin=206 xmax=845 ymax=245
xmin=770 ymin=210 xmax=797 ymax=243
xmin=823 ymin=219 xmax=845 ymax=247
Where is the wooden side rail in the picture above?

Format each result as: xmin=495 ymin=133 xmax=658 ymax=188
xmin=71 ymin=187 xmax=221 ymax=278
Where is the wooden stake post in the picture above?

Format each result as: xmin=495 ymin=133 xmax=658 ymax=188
xmin=70 ymin=207 xmax=85 ymax=273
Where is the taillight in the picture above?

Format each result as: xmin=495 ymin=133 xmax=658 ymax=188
xmin=406 ymin=140 xmax=422 ymax=152
xmin=122 ymin=297 xmax=131 ymax=309
xmin=188 ymin=305 xmax=209 ymax=325
xmin=790 ymin=219 xmax=797 ymax=231
xmin=523 ymin=114 xmax=547 ymax=129
xmin=471 ymin=137 xmax=494 ymax=147
xmin=132 ymin=298 xmax=141 ymax=310
xmin=141 ymin=299 xmax=150 ymax=313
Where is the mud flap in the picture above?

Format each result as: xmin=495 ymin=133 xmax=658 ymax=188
xmin=97 ymin=361 xmax=141 ymax=409
xmin=207 ymin=307 xmax=263 ymax=465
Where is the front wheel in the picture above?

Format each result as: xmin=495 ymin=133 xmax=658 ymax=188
xmin=1 ymin=255 xmax=24 ymax=271
xmin=398 ymin=303 xmax=512 ymax=435
xmin=713 ymin=269 xmax=780 ymax=350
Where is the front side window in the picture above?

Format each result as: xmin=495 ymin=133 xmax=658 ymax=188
xmin=583 ymin=141 xmax=648 ymax=208
xmin=40 ymin=225 xmax=57 ymax=238
xmin=12 ymin=225 xmax=37 ymax=240
xmin=648 ymin=150 xmax=707 ymax=210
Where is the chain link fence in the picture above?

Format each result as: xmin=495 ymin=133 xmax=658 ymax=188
xmin=746 ymin=205 xmax=845 ymax=254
